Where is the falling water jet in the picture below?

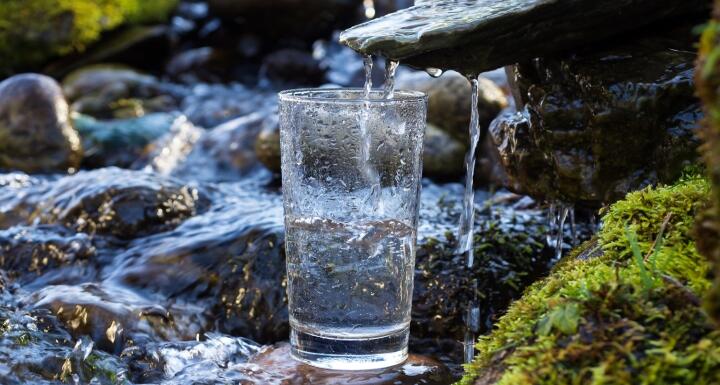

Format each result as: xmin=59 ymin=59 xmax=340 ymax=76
xmin=456 ymin=76 xmax=481 ymax=269
xmin=457 ymin=75 xmax=482 ymax=365
xmin=569 ymin=207 xmax=577 ymax=246
xmin=545 ymin=202 xmax=573 ymax=260
xmin=382 ymin=59 xmax=399 ymax=99
xmin=363 ymin=55 xmax=373 ymax=98
xmin=555 ymin=206 xmax=569 ymax=260
xmin=360 ymin=55 xmax=383 ymax=213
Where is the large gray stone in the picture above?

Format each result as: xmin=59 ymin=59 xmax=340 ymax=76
xmin=0 ymin=74 xmax=82 ymax=173
xmin=340 ymin=0 xmax=709 ymax=75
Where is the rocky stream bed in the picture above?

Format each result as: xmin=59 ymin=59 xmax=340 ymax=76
xmin=1 ymin=0 xmax=719 ymax=384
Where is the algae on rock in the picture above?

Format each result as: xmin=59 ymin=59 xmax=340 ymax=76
xmin=0 ymin=0 xmax=179 ymax=75
xmin=461 ymin=176 xmax=720 ymax=385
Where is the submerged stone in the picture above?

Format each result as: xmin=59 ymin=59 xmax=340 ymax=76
xmin=0 ymin=225 xmax=95 ymax=282
xmin=26 ymin=168 xmax=208 ymax=239
xmin=340 ymin=0 xmax=709 ymax=75
xmin=491 ymin=32 xmax=701 ymax=205
xmin=245 ymin=343 xmax=453 ymax=384
xmin=27 ymin=283 xmax=206 ymax=354
xmin=0 ymin=74 xmax=82 ymax=173
xmin=106 ymin=184 xmax=286 ymax=343
xmin=73 ymin=112 xmax=183 ymax=169
xmin=0 ymin=304 xmax=128 ymax=385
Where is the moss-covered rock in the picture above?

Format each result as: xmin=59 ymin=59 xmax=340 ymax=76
xmin=696 ymin=0 xmax=720 ymax=326
xmin=0 ymin=0 xmax=178 ymax=75
xmin=461 ymin=176 xmax=720 ymax=385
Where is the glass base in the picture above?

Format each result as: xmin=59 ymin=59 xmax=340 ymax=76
xmin=290 ymin=327 xmax=409 ymax=370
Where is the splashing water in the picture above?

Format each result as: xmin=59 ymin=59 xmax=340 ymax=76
xmin=456 ymin=77 xmax=481 ymax=269
xmin=546 ymin=203 xmax=574 ymax=259
xmin=383 ymin=59 xmax=400 ymax=99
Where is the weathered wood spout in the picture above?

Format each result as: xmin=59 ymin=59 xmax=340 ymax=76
xmin=339 ymin=0 xmax=709 ymax=75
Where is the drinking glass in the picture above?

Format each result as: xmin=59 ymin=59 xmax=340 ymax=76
xmin=279 ymin=88 xmax=427 ymax=370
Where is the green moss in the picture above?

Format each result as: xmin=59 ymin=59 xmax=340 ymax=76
xmin=0 ymin=0 xmax=178 ymax=75
xmin=461 ymin=176 xmax=719 ymax=385
xmin=696 ymin=0 xmax=720 ymax=327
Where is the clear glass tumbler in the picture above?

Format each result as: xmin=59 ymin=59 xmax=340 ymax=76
xmin=279 ymin=89 xmax=427 ymax=370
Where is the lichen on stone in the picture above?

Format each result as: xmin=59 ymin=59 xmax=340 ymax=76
xmin=460 ymin=175 xmax=720 ymax=385
xmin=0 ymin=0 xmax=178 ymax=74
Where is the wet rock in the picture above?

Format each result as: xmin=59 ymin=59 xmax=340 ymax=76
xmin=0 ymin=304 xmax=130 ymax=384
xmin=29 ymin=168 xmax=208 ymax=239
xmin=255 ymin=120 xmax=281 ymax=173
xmin=46 ymin=25 xmax=174 ymax=77
xmin=260 ymin=49 xmax=326 ymax=87
xmin=166 ymin=47 xmax=235 ymax=83
xmin=208 ymin=0 xmax=361 ymax=42
xmin=107 ymin=183 xmax=286 ymax=343
xmin=0 ymin=74 xmax=82 ymax=173
xmin=63 ymin=65 xmax=182 ymax=119
xmin=491 ymin=34 xmax=701 ymax=205
xmin=423 ymin=124 xmax=466 ymax=180
xmin=340 ymin=0 xmax=709 ymax=75
xmin=0 ymin=225 xmax=95 ymax=282
xmin=27 ymin=283 xmax=206 ymax=354
xmin=245 ymin=343 xmax=454 ymax=384
xmin=122 ymin=333 xmax=262 ymax=384
xmin=411 ymin=199 xmax=560 ymax=370
xmin=73 ymin=112 xmax=183 ymax=168
xmin=124 ymin=338 xmax=452 ymax=384
xmin=0 ymin=173 xmax=51 ymax=230
xmin=395 ymin=71 xmax=507 ymax=141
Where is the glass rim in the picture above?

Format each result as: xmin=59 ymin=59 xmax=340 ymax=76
xmin=278 ymin=88 xmax=427 ymax=104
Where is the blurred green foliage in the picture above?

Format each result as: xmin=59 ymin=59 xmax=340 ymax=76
xmin=0 ymin=0 xmax=178 ymax=75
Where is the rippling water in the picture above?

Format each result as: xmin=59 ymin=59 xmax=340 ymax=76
xmin=0 ymin=73 xmax=591 ymax=383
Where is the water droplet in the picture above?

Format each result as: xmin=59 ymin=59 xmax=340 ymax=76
xmin=426 ymin=68 xmax=443 ymax=78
